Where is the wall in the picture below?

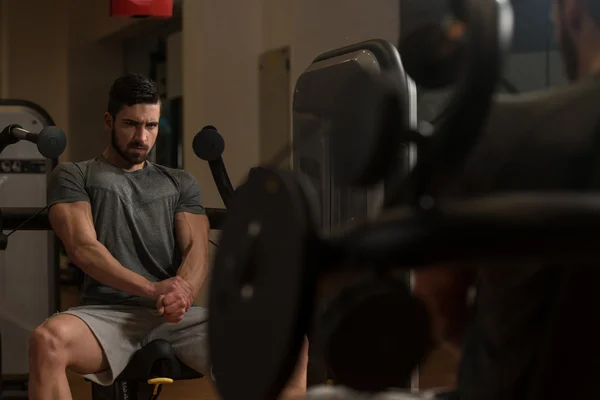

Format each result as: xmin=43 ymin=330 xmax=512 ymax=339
xmin=182 ymin=0 xmax=263 ymax=209
xmin=262 ymin=0 xmax=293 ymax=51
xmin=291 ymin=0 xmax=400 ymax=86
xmin=2 ymin=0 xmax=70 ymax=160
xmin=0 ymin=0 xmax=161 ymax=162
xmin=0 ymin=0 xmax=7 ymax=97
xmin=1 ymin=0 xmax=399 ymax=188
xmin=182 ymin=0 xmax=400 ymax=207
xmin=67 ymin=0 xmax=145 ymax=162
xmin=180 ymin=0 xmax=399 ymax=307
xmin=167 ymin=32 xmax=183 ymax=100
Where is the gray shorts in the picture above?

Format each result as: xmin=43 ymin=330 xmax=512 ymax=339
xmin=61 ymin=304 xmax=210 ymax=386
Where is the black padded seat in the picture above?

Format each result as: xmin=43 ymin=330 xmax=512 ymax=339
xmin=117 ymin=339 xmax=203 ymax=381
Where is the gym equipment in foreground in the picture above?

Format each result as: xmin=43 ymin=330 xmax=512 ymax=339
xmin=208 ymin=0 xmax=514 ymax=399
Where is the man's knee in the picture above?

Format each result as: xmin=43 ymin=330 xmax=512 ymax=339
xmin=29 ymin=320 xmax=71 ymax=366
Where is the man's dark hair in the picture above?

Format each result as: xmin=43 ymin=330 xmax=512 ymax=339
xmin=107 ymin=73 xmax=160 ymax=117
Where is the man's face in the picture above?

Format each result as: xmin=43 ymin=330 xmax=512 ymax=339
xmin=105 ymin=103 xmax=160 ymax=166
xmin=553 ymin=0 xmax=580 ymax=81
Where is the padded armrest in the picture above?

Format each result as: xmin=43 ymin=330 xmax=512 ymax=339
xmin=116 ymin=339 xmax=203 ymax=382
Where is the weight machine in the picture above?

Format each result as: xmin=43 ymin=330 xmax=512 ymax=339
xmin=204 ymin=0 xmax=593 ymax=399
xmin=204 ymin=0 xmax=600 ymax=398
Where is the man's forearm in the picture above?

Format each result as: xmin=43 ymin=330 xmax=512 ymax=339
xmin=176 ymin=245 xmax=209 ymax=297
xmin=70 ymin=241 xmax=155 ymax=299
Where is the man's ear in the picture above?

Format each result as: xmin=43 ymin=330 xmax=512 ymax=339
xmin=103 ymin=112 xmax=113 ymax=132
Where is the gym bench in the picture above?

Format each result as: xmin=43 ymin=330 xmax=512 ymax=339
xmin=89 ymin=339 xmax=202 ymax=400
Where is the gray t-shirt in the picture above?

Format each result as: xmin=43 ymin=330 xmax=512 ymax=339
xmin=47 ymin=156 xmax=206 ymax=308
xmin=450 ymin=74 xmax=600 ymax=399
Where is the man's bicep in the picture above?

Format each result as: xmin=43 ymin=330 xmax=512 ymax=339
xmin=174 ymin=212 xmax=209 ymax=253
xmin=48 ymin=163 xmax=90 ymax=206
xmin=176 ymin=171 xmax=206 ymax=214
xmin=49 ymin=201 xmax=98 ymax=256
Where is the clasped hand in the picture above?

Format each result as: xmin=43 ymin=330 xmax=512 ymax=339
xmin=153 ymin=276 xmax=195 ymax=323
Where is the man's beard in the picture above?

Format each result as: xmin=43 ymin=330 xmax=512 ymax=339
xmin=111 ymin=127 xmax=152 ymax=165
xmin=559 ymin=11 xmax=579 ymax=81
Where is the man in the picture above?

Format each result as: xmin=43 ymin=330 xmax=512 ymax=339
xmin=413 ymin=0 xmax=600 ymax=399
xmin=28 ymin=73 xmax=308 ymax=399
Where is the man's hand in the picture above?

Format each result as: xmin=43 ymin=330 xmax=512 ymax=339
xmin=152 ymin=277 xmax=195 ymax=323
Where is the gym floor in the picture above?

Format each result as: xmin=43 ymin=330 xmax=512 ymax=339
xmin=60 ymin=285 xmax=456 ymax=399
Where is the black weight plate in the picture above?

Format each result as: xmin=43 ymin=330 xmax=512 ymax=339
xmin=321 ymin=280 xmax=432 ymax=392
xmin=209 ymin=167 xmax=315 ymax=400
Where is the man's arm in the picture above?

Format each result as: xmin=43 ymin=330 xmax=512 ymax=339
xmin=156 ymin=172 xmax=209 ymax=322
xmin=49 ymin=201 xmax=156 ymax=299
xmin=412 ymin=264 xmax=475 ymax=357
xmin=175 ymin=211 xmax=210 ymax=297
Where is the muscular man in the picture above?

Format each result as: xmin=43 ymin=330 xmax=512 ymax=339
xmin=413 ymin=0 xmax=600 ymax=398
xmin=28 ymin=73 xmax=308 ymax=400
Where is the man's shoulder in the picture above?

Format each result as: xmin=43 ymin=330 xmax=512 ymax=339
xmin=150 ymin=162 xmax=183 ymax=176
xmin=55 ymin=157 xmax=101 ymax=171
xmin=149 ymin=163 xmax=197 ymax=184
xmin=52 ymin=157 xmax=100 ymax=178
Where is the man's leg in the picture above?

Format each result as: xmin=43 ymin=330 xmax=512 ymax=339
xmin=279 ymin=336 xmax=309 ymax=399
xmin=28 ymin=314 xmax=108 ymax=400
xmin=29 ymin=305 xmax=159 ymax=400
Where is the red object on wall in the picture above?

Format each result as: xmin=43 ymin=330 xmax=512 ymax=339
xmin=110 ymin=0 xmax=173 ymax=18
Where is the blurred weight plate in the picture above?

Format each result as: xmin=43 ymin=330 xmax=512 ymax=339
xmin=209 ymin=167 xmax=317 ymax=400
xmin=321 ymin=280 xmax=432 ymax=392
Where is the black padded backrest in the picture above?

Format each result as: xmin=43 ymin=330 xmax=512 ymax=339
xmin=293 ymin=39 xmax=413 ymax=232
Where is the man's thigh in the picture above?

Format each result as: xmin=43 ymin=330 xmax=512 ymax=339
xmin=61 ymin=305 xmax=161 ymax=385
xmin=148 ymin=306 xmax=210 ymax=376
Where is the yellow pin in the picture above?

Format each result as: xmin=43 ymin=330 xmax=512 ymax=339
xmin=147 ymin=377 xmax=174 ymax=395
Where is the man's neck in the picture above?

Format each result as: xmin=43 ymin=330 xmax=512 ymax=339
xmin=102 ymin=147 xmax=145 ymax=172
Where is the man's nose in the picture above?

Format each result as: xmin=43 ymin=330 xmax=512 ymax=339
xmin=134 ymin=125 xmax=148 ymax=142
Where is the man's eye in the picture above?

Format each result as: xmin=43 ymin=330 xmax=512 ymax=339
xmin=147 ymin=123 xmax=159 ymax=129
